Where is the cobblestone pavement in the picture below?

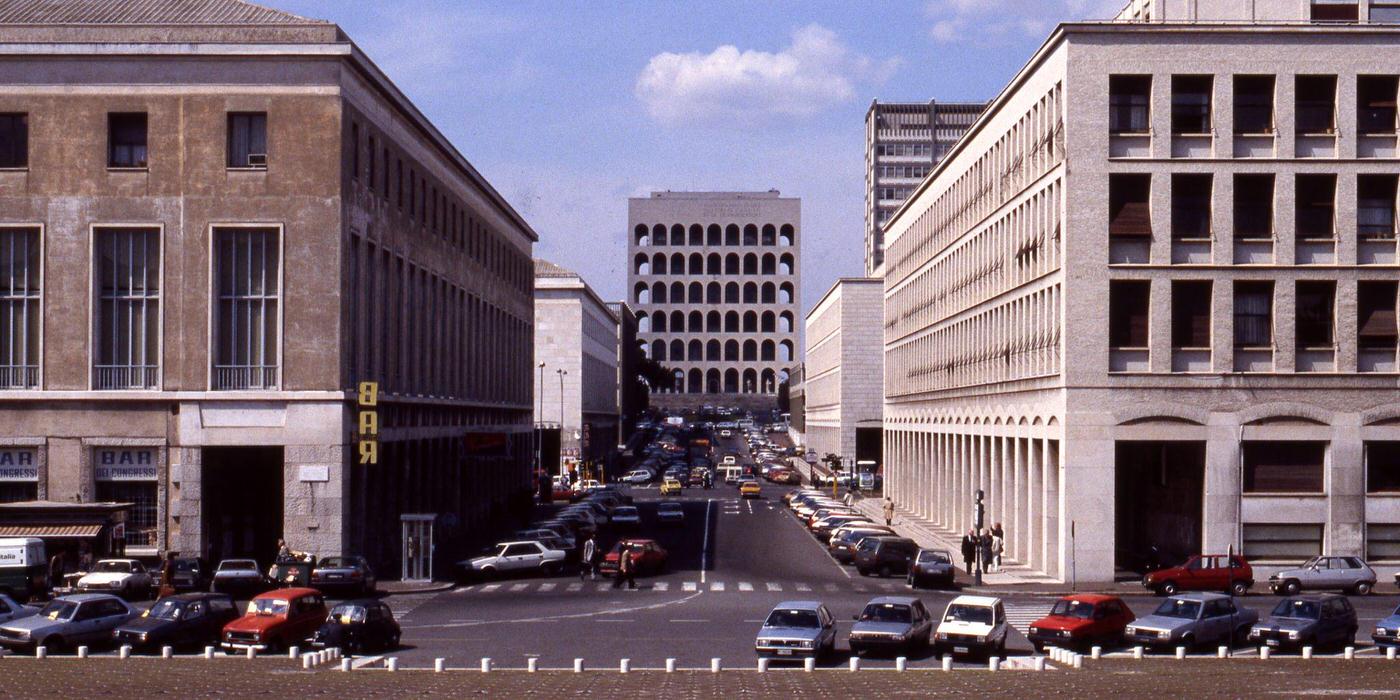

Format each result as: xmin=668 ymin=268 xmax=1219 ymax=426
xmin=1 ymin=658 xmax=1397 ymax=698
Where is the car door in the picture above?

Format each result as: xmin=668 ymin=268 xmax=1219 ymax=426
xmin=913 ymin=601 xmax=931 ymax=639
xmin=180 ymin=600 xmax=208 ymax=646
xmin=818 ymin=606 xmax=835 ymax=649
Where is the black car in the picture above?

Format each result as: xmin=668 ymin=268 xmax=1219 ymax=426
xmin=112 ymin=593 xmax=240 ymax=651
xmin=853 ymin=536 xmax=919 ymax=578
xmin=169 ymin=558 xmax=211 ymax=593
xmin=1248 ymin=594 xmax=1358 ymax=651
xmin=310 ymin=556 xmax=377 ymax=596
xmin=312 ymin=599 xmax=400 ymax=653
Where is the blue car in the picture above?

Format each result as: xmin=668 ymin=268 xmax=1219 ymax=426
xmin=1373 ymin=602 xmax=1400 ymax=648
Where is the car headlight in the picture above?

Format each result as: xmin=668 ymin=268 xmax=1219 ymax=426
xmin=937 ymin=632 xmax=950 ymax=640
xmin=1377 ymin=627 xmax=1389 ymax=636
xmin=140 ymin=632 xmax=149 ymax=642
xmin=1248 ymin=628 xmax=1260 ymax=639
xmin=1124 ymin=626 xmax=1136 ymax=636
xmin=1060 ymin=630 xmax=1073 ymax=638
xmin=1029 ymin=627 xmax=1040 ymax=636
xmin=799 ymin=640 xmax=814 ymax=649
xmin=892 ymin=633 xmax=907 ymax=642
xmin=1159 ymin=630 xmax=1173 ymax=640
xmin=1288 ymin=631 xmax=1301 ymax=640
xmin=976 ymin=635 xmax=987 ymax=643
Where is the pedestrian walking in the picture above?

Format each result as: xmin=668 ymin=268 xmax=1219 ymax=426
xmin=990 ymin=532 xmax=1004 ymax=573
xmin=960 ymin=530 xmax=977 ymax=574
xmin=882 ymin=498 xmax=895 ymax=527
xmin=842 ymin=489 xmax=854 ymax=507
xmin=157 ymin=552 xmax=177 ymax=599
xmin=977 ymin=529 xmax=993 ymax=574
xmin=579 ymin=536 xmax=597 ymax=581
xmin=612 ymin=547 xmax=637 ymax=590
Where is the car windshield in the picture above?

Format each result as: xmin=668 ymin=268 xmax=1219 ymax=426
xmin=856 ymin=539 xmax=882 ymax=552
xmin=1271 ymin=599 xmax=1321 ymax=620
xmin=38 ymin=600 xmax=79 ymax=620
xmin=219 ymin=561 xmax=257 ymax=572
xmin=93 ymin=561 xmax=132 ymax=573
xmin=944 ymin=605 xmax=993 ymax=624
xmin=918 ymin=551 xmax=951 ymax=564
xmin=1153 ymin=599 xmax=1202 ymax=619
xmin=860 ymin=603 xmax=912 ymax=623
xmin=1300 ymin=556 xmax=1321 ymax=568
xmin=174 ymin=560 xmax=200 ymax=572
xmin=1050 ymin=600 xmax=1096 ymax=619
xmin=250 ymin=598 xmax=289 ymax=616
xmin=615 ymin=508 xmax=638 ymax=516
xmin=766 ymin=609 xmax=820 ymax=628
xmin=147 ymin=599 xmax=187 ymax=621
xmin=658 ymin=504 xmax=681 ymax=512
xmin=329 ymin=604 xmax=367 ymax=624
xmin=318 ymin=557 xmax=354 ymax=568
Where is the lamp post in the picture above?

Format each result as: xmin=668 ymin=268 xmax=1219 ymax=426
xmin=536 ymin=362 xmax=545 ymax=474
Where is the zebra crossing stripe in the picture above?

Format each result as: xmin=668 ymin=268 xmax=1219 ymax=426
xmin=538 ymin=583 xmax=555 ymax=592
xmin=683 ymin=582 xmax=698 ymax=592
xmin=796 ymin=583 xmax=812 ymax=592
xmin=655 ymin=582 xmax=669 ymax=591
xmin=1003 ymin=604 xmax=1046 ymax=633
xmin=566 ymin=583 xmax=583 ymax=592
xmin=596 ymin=583 xmax=611 ymax=592
xmin=738 ymin=582 xmax=753 ymax=591
xmin=481 ymin=584 xmax=501 ymax=592
xmin=711 ymin=582 xmax=726 ymax=591
xmin=510 ymin=583 xmax=530 ymax=592
xmin=766 ymin=582 xmax=782 ymax=591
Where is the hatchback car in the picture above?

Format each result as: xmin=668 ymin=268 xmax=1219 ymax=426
xmin=1124 ymin=592 xmax=1258 ymax=650
xmin=312 ymin=599 xmax=400 ymax=653
xmin=1143 ymin=555 xmax=1253 ymax=597
xmin=221 ymin=588 xmax=327 ymax=653
xmin=1268 ymin=556 xmax=1377 ymax=596
xmin=113 ymin=592 xmax=240 ymax=651
xmin=1372 ymin=601 xmax=1400 ymax=648
xmin=76 ymin=559 xmax=153 ymax=600
xmin=907 ymin=549 xmax=957 ymax=589
xmin=610 ymin=506 xmax=642 ymax=528
xmin=623 ymin=469 xmax=653 ymax=485
xmin=310 ymin=556 xmax=377 ymax=596
xmin=934 ymin=595 xmax=1009 ymax=658
xmin=656 ymin=502 xmax=685 ymax=524
xmin=754 ymin=601 xmax=837 ymax=660
xmin=1249 ymin=595 xmax=1357 ymax=651
xmin=599 ymin=539 xmax=668 ymax=576
xmin=167 ymin=558 xmax=211 ymax=593
xmin=849 ymin=596 xmax=934 ymax=656
xmin=1028 ymin=594 xmax=1135 ymax=651
xmin=854 ymin=536 xmax=919 ymax=578
xmin=660 ymin=478 xmax=683 ymax=496
xmin=0 ymin=594 xmax=136 ymax=652
xmin=829 ymin=529 xmax=893 ymax=564
xmin=740 ymin=480 xmax=762 ymax=498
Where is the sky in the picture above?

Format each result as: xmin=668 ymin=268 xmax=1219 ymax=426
xmin=272 ymin=0 xmax=1126 ymax=315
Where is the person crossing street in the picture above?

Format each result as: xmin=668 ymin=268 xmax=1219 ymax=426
xmin=579 ymin=535 xmax=597 ymax=581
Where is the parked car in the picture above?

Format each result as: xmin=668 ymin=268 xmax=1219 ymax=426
xmin=0 ymin=538 xmax=47 ymax=601
xmin=599 ymin=539 xmax=668 ymax=576
xmin=754 ymin=601 xmax=837 ymax=660
xmin=517 ymin=528 xmax=576 ymax=551
xmin=168 ymin=558 xmax=211 ymax=593
xmin=907 ymin=549 xmax=957 ymax=589
xmin=854 ymin=536 xmax=920 ymax=578
xmin=310 ymin=556 xmax=377 ymax=596
xmin=610 ymin=506 xmax=642 ymax=528
xmin=211 ymin=559 xmax=273 ymax=598
xmin=0 ymin=593 xmax=38 ymax=625
xmin=1143 ymin=555 xmax=1253 ymax=596
xmin=811 ymin=515 xmax=876 ymax=542
xmin=1249 ymin=594 xmax=1357 ymax=651
xmin=740 ymin=480 xmax=762 ymax=498
xmin=572 ymin=479 xmax=601 ymax=493
xmin=457 ymin=541 xmax=567 ymax=580
xmin=221 ymin=588 xmax=327 ymax=653
xmin=1372 ymin=601 xmax=1400 ymax=648
xmin=622 ymin=469 xmax=653 ymax=485
xmin=1267 ymin=556 xmax=1377 ymax=596
xmin=1028 ymin=594 xmax=1136 ymax=651
xmin=660 ymin=477 xmax=682 ymax=496
xmin=312 ymin=599 xmax=400 ymax=653
xmin=76 ymin=559 xmax=153 ymax=600
xmin=656 ymin=502 xmax=685 ymax=524
xmin=829 ymin=529 xmax=893 ymax=565
xmin=0 ymin=594 xmax=136 ymax=652
xmin=849 ymin=596 xmax=934 ymax=656
xmin=1123 ymin=592 xmax=1258 ymax=650
xmin=113 ymin=592 xmax=240 ymax=651
xmin=934 ymin=595 xmax=1009 ymax=658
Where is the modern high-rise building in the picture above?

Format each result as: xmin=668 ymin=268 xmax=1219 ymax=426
xmin=628 ymin=191 xmax=801 ymax=411
xmin=881 ymin=1 xmax=1400 ymax=583
xmin=864 ymin=100 xmax=984 ymax=275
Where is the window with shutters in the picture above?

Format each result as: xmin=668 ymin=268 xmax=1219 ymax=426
xmin=1358 ymin=76 xmax=1398 ymax=134
xmin=1295 ymin=174 xmax=1336 ymax=240
xmin=1234 ymin=281 xmax=1273 ymax=348
xmin=1109 ymin=174 xmax=1151 ymax=237
xmin=1243 ymin=523 xmax=1323 ymax=561
xmin=1295 ymin=281 xmax=1335 ymax=349
xmin=1358 ymin=174 xmax=1398 ymax=240
xmin=0 ymin=114 xmax=26 ymax=168
xmin=1109 ymin=280 xmax=1149 ymax=349
xmin=226 ymin=112 xmax=267 ymax=168
xmin=1171 ymin=75 xmax=1212 ymax=135
xmin=1358 ymin=281 xmax=1398 ymax=350
xmin=1243 ymin=442 xmax=1325 ymax=494
xmin=1171 ymin=281 xmax=1211 ymax=349
xmin=1233 ymin=75 xmax=1275 ymax=134
xmin=1171 ymin=174 xmax=1212 ymax=239
xmin=1374 ymin=3 xmax=1400 ymax=22
xmin=1234 ymin=174 xmax=1274 ymax=239
xmin=108 ymin=113 xmax=148 ymax=168
xmin=1109 ymin=75 xmax=1151 ymax=134
xmin=1296 ymin=76 xmax=1337 ymax=134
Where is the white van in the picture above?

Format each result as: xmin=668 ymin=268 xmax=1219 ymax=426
xmin=933 ymin=595 xmax=1009 ymax=658
xmin=0 ymin=538 xmax=46 ymax=599
xmin=717 ymin=465 xmax=743 ymax=484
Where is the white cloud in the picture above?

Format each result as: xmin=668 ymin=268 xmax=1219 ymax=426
xmin=927 ymin=0 xmax=1125 ymax=44
xmin=635 ymin=24 xmax=898 ymax=127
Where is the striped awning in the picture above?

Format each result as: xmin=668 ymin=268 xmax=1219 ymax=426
xmin=0 ymin=524 xmax=102 ymax=538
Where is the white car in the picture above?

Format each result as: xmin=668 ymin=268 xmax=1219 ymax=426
xmin=0 ymin=594 xmax=38 ymax=625
xmin=458 ymin=541 xmax=566 ymax=579
xmin=656 ymin=502 xmax=685 ymax=524
xmin=623 ymin=469 xmax=653 ymax=485
xmin=933 ymin=595 xmax=1009 ymax=658
xmin=572 ymin=479 xmax=602 ymax=493
xmin=75 ymin=559 xmax=153 ymax=600
xmin=610 ymin=506 xmax=642 ymax=527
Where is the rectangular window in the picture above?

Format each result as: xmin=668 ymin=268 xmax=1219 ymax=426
xmin=1243 ymin=441 xmax=1326 ymax=493
xmin=367 ymin=135 xmax=376 ymax=184
xmin=212 ymin=228 xmax=279 ymax=390
xmin=1368 ymin=524 xmax=1400 ymax=562
xmin=395 ymin=159 xmax=403 ymax=209
xmin=1243 ymin=523 xmax=1323 ymax=561
xmin=1295 ymin=281 xmax=1336 ymax=348
xmin=350 ymin=122 xmax=359 ymax=180
xmin=1374 ymin=4 xmax=1400 ymax=22
xmin=1358 ymin=174 xmax=1398 ymax=240
xmin=1234 ymin=174 xmax=1274 ymax=239
xmin=1366 ymin=442 xmax=1400 ymax=494
xmin=1171 ymin=281 xmax=1211 ymax=349
xmin=1311 ymin=1 xmax=1359 ymax=21
xmin=1109 ymin=75 xmax=1151 ymax=134
xmin=0 ymin=113 xmax=27 ymax=168
xmin=1358 ymin=75 xmax=1398 ymax=134
xmin=1171 ymin=174 xmax=1212 ymax=239
xmin=1109 ymin=174 xmax=1152 ymax=236
xmin=1296 ymin=75 xmax=1337 ymax=134
xmin=1109 ymin=280 xmax=1150 ymax=349
xmin=1295 ymin=174 xmax=1337 ymax=240
xmin=1171 ymin=75 xmax=1213 ymax=134
xmin=226 ymin=112 xmax=267 ymax=168
xmin=1234 ymin=281 xmax=1273 ymax=348
xmin=1357 ymin=281 xmax=1398 ymax=350
xmin=1233 ymin=75 xmax=1275 ymax=134
xmin=107 ymin=113 xmax=148 ymax=168
xmin=0 ymin=228 xmax=40 ymax=389
xmin=94 ymin=228 xmax=160 ymax=390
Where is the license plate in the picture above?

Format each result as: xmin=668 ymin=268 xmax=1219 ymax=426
xmin=954 ymin=646 xmax=969 ymax=654
xmin=329 ymin=574 xmax=344 ymax=580
xmin=777 ymin=649 xmax=793 ymax=656
xmin=1266 ymin=639 xmax=1279 ymax=647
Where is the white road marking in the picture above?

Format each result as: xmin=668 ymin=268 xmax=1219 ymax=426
xmin=669 ymin=619 xmax=708 ymax=623
xmin=738 ymin=582 xmax=753 ymax=591
xmin=455 ymin=585 xmax=476 ymax=594
xmin=654 ymin=582 xmax=669 ymax=591
xmin=566 ymin=583 xmax=583 ymax=592
xmin=766 ymin=582 xmax=782 ymax=591
xmin=746 ymin=499 xmax=753 ymax=514
xmin=683 ymin=582 xmax=698 ymax=592
xmin=596 ymin=583 xmax=611 ymax=592
xmin=596 ymin=618 xmax=634 ymax=623
xmin=795 ymin=583 xmax=811 ymax=592
xmin=510 ymin=583 xmax=530 ymax=592
xmin=711 ymin=582 xmax=725 ymax=591
xmin=351 ymin=654 xmax=383 ymax=669
xmin=701 ymin=498 xmax=714 ymax=584
xmin=538 ymin=583 xmax=555 ymax=592
xmin=1003 ymin=603 xmax=1048 ymax=633
xmin=481 ymin=584 xmax=501 ymax=592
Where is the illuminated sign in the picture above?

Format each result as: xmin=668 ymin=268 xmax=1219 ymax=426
xmin=357 ymin=381 xmax=379 ymax=465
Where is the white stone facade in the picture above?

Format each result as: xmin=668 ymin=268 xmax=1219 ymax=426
xmin=804 ymin=279 xmax=884 ymax=464
xmin=535 ymin=261 xmax=620 ymax=468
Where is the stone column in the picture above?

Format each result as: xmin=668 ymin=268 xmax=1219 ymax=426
xmin=1328 ymin=416 xmax=1365 ymax=556
xmin=1203 ymin=422 xmax=1242 ymax=555
xmin=1060 ymin=435 xmax=1115 ymax=584
xmin=1028 ymin=437 xmax=1043 ymax=573
xmin=1042 ymin=439 xmax=1060 ymax=580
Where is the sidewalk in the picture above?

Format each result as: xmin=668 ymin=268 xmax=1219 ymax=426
xmin=377 ymin=579 xmax=455 ymax=596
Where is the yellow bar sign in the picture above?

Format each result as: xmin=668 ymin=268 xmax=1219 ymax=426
xmin=357 ymin=381 xmax=379 ymax=464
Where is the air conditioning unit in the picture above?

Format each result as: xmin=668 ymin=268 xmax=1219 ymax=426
xmin=247 ymin=153 xmax=267 ymax=167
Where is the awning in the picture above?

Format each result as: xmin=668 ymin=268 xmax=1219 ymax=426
xmin=0 ymin=524 xmax=102 ymax=538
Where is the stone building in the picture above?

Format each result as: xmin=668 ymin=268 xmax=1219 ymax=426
xmin=609 ymin=301 xmax=644 ymax=440
xmin=882 ymin=2 xmax=1400 ymax=582
xmin=628 ymin=191 xmax=801 ymax=412
xmin=0 ymin=0 xmax=537 ymax=579
xmin=804 ymin=279 xmax=884 ymax=467
xmin=534 ymin=261 xmax=619 ymax=474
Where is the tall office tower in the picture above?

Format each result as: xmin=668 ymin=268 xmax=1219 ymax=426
xmin=627 ymin=191 xmax=801 ymax=412
xmin=864 ymin=100 xmax=984 ymax=275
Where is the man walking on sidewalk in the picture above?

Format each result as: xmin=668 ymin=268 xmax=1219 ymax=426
xmin=960 ymin=530 xmax=977 ymax=574
xmin=882 ymin=498 xmax=895 ymax=526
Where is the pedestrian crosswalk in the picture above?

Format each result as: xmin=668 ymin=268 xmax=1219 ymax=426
xmin=1003 ymin=602 xmax=1047 ymax=634
xmin=448 ymin=579 xmax=982 ymax=597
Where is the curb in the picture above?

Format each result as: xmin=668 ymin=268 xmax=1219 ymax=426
xmin=379 ymin=582 xmax=456 ymax=597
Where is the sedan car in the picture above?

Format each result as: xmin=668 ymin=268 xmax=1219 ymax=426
xmin=0 ymin=594 xmax=136 ymax=652
xmin=0 ymin=593 xmax=38 ymax=625
xmin=1123 ymin=592 xmax=1258 ymax=650
xmin=113 ymin=592 xmax=240 ymax=651
xmin=310 ymin=556 xmax=376 ymax=596
xmin=754 ymin=601 xmax=837 ymax=660
xmin=312 ymin=599 xmax=400 ymax=653
xmin=610 ymin=506 xmax=642 ymax=528
xmin=1249 ymin=595 xmax=1357 ymax=651
xmin=849 ymin=596 xmax=934 ymax=656
xmin=656 ymin=502 xmax=685 ymax=524
xmin=907 ymin=549 xmax=957 ymax=589
xmin=457 ymin=541 xmax=567 ymax=580
xmin=934 ymin=595 xmax=1009 ymax=658
xmin=76 ymin=559 xmax=153 ymax=600
xmin=1372 ymin=601 xmax=1400 ymax=648
xmin=599 ymin=539 xmax=668 ymax=576
xmin=1028 ymin=594 xmax=1135 ymax=651
xmin=211 ymin=559 xmax=273 ymax=598
xmin=221 ymin=588 xmax=327 ymax=653
xmin=167 ymin=558 xmax=211 ymax=593
xmin=1268 ymin=556 xmax=1377 ymax=596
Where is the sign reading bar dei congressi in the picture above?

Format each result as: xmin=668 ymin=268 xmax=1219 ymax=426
xmin=94 ymin=448 xmax=157 ymax=481
xmin=0 ymin=449 xmax=37 ymax=482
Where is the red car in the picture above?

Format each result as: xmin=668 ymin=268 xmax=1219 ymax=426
xmin=1143 ymin=555 xmax=1253 ymax=596
xmin=598 ymin=539 xmax=668 ymax=576
xmin=1027 ymin=594 xmax=1135 ymax=651
xmin=221 ymin=587 xmax=327 ymax=653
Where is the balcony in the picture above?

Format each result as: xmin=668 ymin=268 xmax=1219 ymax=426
xmin=213 ymin=365 xmax=279 ymax=390
xmin=0 ymin=366 xmax=38 ymax=389
xmin=93 ymin=365 xmax=158 ymax=390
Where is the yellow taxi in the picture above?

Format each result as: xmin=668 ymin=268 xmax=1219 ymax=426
xmin=739 ymin=480 xmax=762 ymax=498
xmin=660 ymin=477 xmax=682 ymax=496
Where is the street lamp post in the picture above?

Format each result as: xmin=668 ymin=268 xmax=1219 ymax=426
xmin=536 ymin=362 xmax=545 ymax=475
xmin=556 ymin=369 xmax=568 ymax=472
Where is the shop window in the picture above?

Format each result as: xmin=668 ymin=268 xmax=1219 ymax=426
xmin=1171 ymin=174 xmax=1212 ymax=239
xmin=1171 ymin=75 xmax=1213 ymax=134
xmin=1109 ymin=280 xmax=1150 ymax=349
xmin=1171 ymin=281 xmax=1211 ymax=349
xmin=1295 ymin=281 xmax=1336 ymax=349
xmin=1233 ymin=75 xmax=1275 ymax=134
xmin=1109 ymin=75 xmax=1151 ymax=134
xmin=1242 ymin=441 xmax=1325 ymax=493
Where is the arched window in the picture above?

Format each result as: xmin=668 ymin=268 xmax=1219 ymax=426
xmin=706 ymin=340 xmax=721 ymax=361
xmin=743 ymin=254 xmax=758 ymax=275
xmin=654 ymin=312 xmax=668 ymax=332
xmin=761 ymin=340 xmax=775 ymax=361
xmin=779 ymin=282 xmax=794 ymax=304
xmin=652 ymin=282 xmax=666 ymax=304
xmin=640 ymin=342 xmax=649 ymax=359
xmin=706 ymin=283 xmax=721 ymax=304
xmin=724 ymin=311 xmax=739 ymax=332
xmin=779 ymin=340 xmax=794 ymax=362
xmin=779 ymin=253 xmax=794 ymax=275
xmin=651 ymin=339 xmax=666 ymax=360
xmin=653 ymin=223 xmax=667 ymax=246
xmin=761 ymin=254 xmax=776 ymax=275
xmin=688 ymin=311 xmax=703 ymax=332
xmin=687 ymin=282 xmax=702 ymax=304
xmin=670 ymin=339 xmax=684 ymax=361
xmin=779 ymin=311 xmax=793 ymax=333
xmin=670 ymin=253 xmax=684 ymax=274
xmin=706 ymin=369 xmax=721 ymax=393
xmin=670 ymin=281 xmax=684 ymax=303
xmin=725 ymin=254 xmax=740 ymax=275
xmin=652 ymin=252 xmax=667 ymax=274
xmin=706 ymin=224 xmax=722 ymax=246
xmin=688 ymin=253 xmax=703 ymax=274
xmin=706 ymin=310 xmax=721 ymax=332
xmin=761 ymin=282 xmax=776 ymax=304
xmin=761 ymin=368 xmax=776 ymax=393
xmin=725 ymin=224 xmax=740 ymax=246
xmin=743 ymin=283 xmax=758 ymax=304
xmin=637 ymin=312 xmax=651 ymax=333
xmin=634 ymin=253 xmax=650 ymax=275
xmin=761 ymin=311 xmax=775 ymax=333
xmin=743 ymin=224 xmax=758 ymax=246
xmin=687 ymin=368 xmax=702 ymax=393
xmin=635 ymin=224 xmax=650 ymax=246
xmin=688 ymin=340 xmax=702 ymax=361
xmin=780 ymin=224 xmax=794 ymax=246
xmin=671 ymin=368 xmax=684 ymax=393
xmin=670 ymin=224 xmax=684 ymax=247
xmin=688 ymin=224 xmax=703 ymax=245
xmin=743 ymin=311 xmax=757 ymax=332
xmin=724 ymin=282 xmax=740 ymax=303
xmin=724 ymin=368 xmax=739 ymax=393
xmin=742 ymin=368 xmax=758 ymax=393
xmin=669 ymin=310 xmax=684 ymax=331
xmin=761 ymin=224 xmax=776 ymax=246
xmin=706 ymin=253 xmax=721 ymax=274
xmin=724 ymin=340 xmax=739 ymax=361
xmin=742 ymin=340 xmax=757 ymax=362
xmin=635 ymin=282 xmax=650 ymax=305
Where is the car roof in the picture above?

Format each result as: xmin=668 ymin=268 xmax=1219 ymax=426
xmin=657 ymin=501 xmax=682 ymax=507
xmin=333 ymin=598 xmax=388 ymax=608
xmin=495 ymin=540 xmax=544 ymax=547
xmin=1279 ymin=594 xmax=1344 ymax=602
xmin=95 ymin=558 xmax=140 ymax=564
xmin=618 ymin=538 xmax=657 ymax=545
xmin=1171 ymin=592 xmax=1228 ymax=601
xmin=164 ymin=592 xmax=233 ymax=602
xmin=866 ymin=596 xmax=920 ymax=606
xmin=771 ymin=601 xmax=824 ymax=611
xmin=255 ymin=587 xmax=321 ymax=600
xmin=948 ymin=595 xmax=1001 ymax=607
xmin=58 ymin=593 xmax=125 ymax=603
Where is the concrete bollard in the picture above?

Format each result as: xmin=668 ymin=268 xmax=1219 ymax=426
xmin=204 ymin=646 xmax=215 ymax=659
xmin=435 ymin=658 xmax=446 ymax=673
xmin=77 ymin=646 xmax=88 ymax=659
xmin=804 ymin=656 xmax=816 ymax=672
xmin=574 ymin=658 xmax=585 ymax=673
xmin=386 ymin=657 xmax=398 ymax=672
xmin=528 ymin=657 xmax=539 ymax=673
xmin=161 ymin=646 xmax=173 ymax=659
xmin=303 ymin=655 xmax=313 ymax=670
xmin=120 ymin=645 xmax=132 ymax=659
xmin=1133 ymin=646 xmax=1144 ymax=659
xmin=942 ymin=655 xmax=954 ymax=672
xmin=666 ymin=658 xmax=676 ymax=673
xmin=35 ymin=646 xmax=46 ymax=659
xmin=1345 ymin=646 xmax=1355 ymax=660
xmin=1034 ymin=657 xmax=1047 ymax=671
xmin=711 ymin=658 xmax=721 ymax=673
xmin=1387 ymin=647 xmax=1397 ymax=660
xmin=620 ymin=658 xmax=630 ymax=674
xmin=288 ymin=646 xmax=299 ymax=659
xmin=1217 ymin=646 xmax=1229 ymax=659
xmin=1175 ymin=646 xmax=1186 ymax=660
xmin=480 ymin=657 xmax=492 ymax=673
xmin=1302 ymin=646 xmax=1313 ymax=659
xmin=757 ymin=658 xmax=769 ymax=673
xmin=1091 ymin=645 xmax=1102 ymax=660
xmin=1260 ymin=647 xmax=1270 ymax=660
xmin=896 ymin=656 xmax=908 ymax=672
xmin=988 ymin=657 xmax=1000 ymax=671
xmin=849 ymin=657 xmax=860 ymax=672
xmin=246 ymin=647 xmax=256 ymax=660
xmin=340 ymin=658 xmax=352 ymax=672
xmin=1073 ymin=654 xmax=1083 ymax=670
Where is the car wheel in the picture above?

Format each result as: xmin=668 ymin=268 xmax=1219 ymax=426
xmin=1180 ymin=633 xmax=1194 ymax=651
xmin=480 ymin=567 xmax=497 ymax=581
xmin=1282 ymin=579 xmax=1301 ymax=596
xmin=41 ymin=635 xmax=65 ymax=654
xmin=1352 ymin=581 xmax=1372 ymax=596
xmin=1230 ymin=581 xmax=1250 ymax=597
xmin=1159 ymin=581 xmax=1178 ymax=596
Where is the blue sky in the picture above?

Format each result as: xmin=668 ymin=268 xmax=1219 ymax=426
xmin=273 ymin=0 xmax=1124 ymax=313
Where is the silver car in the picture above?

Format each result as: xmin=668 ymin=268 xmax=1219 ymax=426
xmin=0 ymin=594 xmax=136 ymax=652
xmin=849 ymin=596 xmax=934 ymax=655
xmin=1123 ymin=592 xmax=1258 ymax=650
xmin=1268 ymin=556 xmax=1378 ymax=596
xmin=0 ymin=593 xmax=38 ymax=625
xmin=458 ymin=541 xmax=566 ymax=579
xmin=754 ymin=601 xmax=837 ymax=660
